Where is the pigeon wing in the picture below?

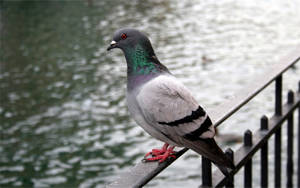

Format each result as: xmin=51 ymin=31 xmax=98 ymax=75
xmin=136 ymin=75 xmax=216 ymax=144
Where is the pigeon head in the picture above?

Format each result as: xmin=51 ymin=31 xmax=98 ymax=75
xmin=107 ymin=28 xmax=169 ymax=76
xmin=107 ymin=28 xmax=153 ymax=53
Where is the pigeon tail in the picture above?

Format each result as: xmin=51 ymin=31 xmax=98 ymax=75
xmin=183 ymin=138 xmax=235 ymax=176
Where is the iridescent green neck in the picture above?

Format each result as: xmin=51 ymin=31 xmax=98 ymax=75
xmin=124 ymin=44 xmax=158 ymax=75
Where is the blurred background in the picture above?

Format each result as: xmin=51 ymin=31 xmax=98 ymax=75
xmin=1 ymin=0 xmax=300 ymax=187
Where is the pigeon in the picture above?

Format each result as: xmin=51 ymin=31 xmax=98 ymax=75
xmin=107 ymin=28 xmax=235 ymax=176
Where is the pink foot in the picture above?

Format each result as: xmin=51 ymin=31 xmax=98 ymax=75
xmin=144 ymin=143 xmax=169 ymax=158
xmin=144 ymin=143 xmax=176 ymax=163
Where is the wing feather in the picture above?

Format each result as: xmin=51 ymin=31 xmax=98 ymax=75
xmin=136 ymin=75 xmax=215 ymax=145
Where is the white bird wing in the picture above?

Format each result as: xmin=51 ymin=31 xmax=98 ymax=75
xmin=136 ymin=75 xmax=215 ymax=145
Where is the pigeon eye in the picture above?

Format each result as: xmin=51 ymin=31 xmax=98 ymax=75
xmin=121 ymin=33 xmax=127 ymax=40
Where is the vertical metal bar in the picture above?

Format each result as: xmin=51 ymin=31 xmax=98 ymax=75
xmin=275 ymin=127 xmax=281 ymax=188
xmin=298 ymin=81 xmax=300 ymax=188
xmin=202 ymin=156 xmax=212 ymax=187
xmin=298 ymin=103 xmax=300 ymax=188
xmin=274 ymin=75 xmax=282 ymax=187
xmin=275 ymin=75 xmax=282 ymax=116
xmin=225 ymin=149 xmax=234 ymax=188
xmin=260 ymin=116 xmax=268 ymax=188
xmin=244 ymin=130 xmax=252 ymax=188
xmin=287 ymin=91 xmax=294 ymax=187
xmin=244 ymin=130 xmax=253 ymax=146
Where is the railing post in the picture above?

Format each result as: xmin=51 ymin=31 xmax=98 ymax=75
xmin=274 ymin=75 xmax=282 ymax=188
xmin=244 ymin=130 xmax=252 ymax=188
xmin=202 ymin=157 xmax=212 ymax=187
xmin=260 ymin=116 xmax=268 ymax=187
xmin=298 ymin=105 xmax=300 ymax=188
xmin=275 ymin=127 xmax=281 ymax=188
xmin=298 ymin=81 xmax=300 ymax=188
xmin=225 ymin=148 xmax=234 ymax=188
xmin=287 ymin=91 xmax=294 ymax=187
xmin=275 ymin=75 xmax=282 ymax=115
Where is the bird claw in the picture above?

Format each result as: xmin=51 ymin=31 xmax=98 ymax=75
xmin=144 ymin=143 xmax=169 ymax=158
xmin=144 ymin=149 xmax=167 ymax=158
xmin=144 ymin=152 xmax=176 ymax=163
xmin=143 ymin=144 xmax=176 ymax=163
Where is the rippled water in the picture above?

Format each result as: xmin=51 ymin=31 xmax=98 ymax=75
xmin=1 ymin=0 xmax=300 ymax=187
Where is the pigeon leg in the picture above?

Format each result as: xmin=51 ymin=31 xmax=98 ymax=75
xmin=144 ymin=143 xmax=169 ymax=158
xmin=144 ymin=146 xmax=176 ymax=163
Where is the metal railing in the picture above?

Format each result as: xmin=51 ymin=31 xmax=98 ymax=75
xmin=107 ymin=46 xmax=300 ymax=188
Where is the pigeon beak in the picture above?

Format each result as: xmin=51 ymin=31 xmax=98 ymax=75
xmin=107 ymin=40 xmax=117 ymax=51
